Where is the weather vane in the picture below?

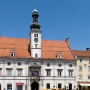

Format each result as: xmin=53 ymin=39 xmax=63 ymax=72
xmin=34 ymin=2 xmax=36 ymax=9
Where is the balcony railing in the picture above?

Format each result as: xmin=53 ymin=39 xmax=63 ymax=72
xmin=30 ymin=76 xmax=40 ymax=80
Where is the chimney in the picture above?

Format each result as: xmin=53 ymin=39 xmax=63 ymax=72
xmin=86 ymin=48 xmax=90 ymax=51
xmin=65 ymin=38 xmax=70 ymax=45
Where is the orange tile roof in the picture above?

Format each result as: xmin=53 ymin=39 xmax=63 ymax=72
xmin=72 ymin=50 xmax=90 ymax=57
xmin=0 ymin=37 xmax=75 ymax=60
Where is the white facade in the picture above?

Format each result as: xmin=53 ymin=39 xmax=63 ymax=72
xmin=0 ymin=58 xmax=76 ymax=90
xmin=30 ymin=31 xmax=42 ymax=58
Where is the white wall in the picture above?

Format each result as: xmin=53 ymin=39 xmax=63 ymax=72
xmin=0 ymin=59 xmax=76 ymax=90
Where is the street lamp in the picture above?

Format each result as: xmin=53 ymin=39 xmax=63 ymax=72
xmin=42 ymin=78 xmax=44 ymax=86
xmin=56 ymin=82 xmax=57 ymax=89
xmin=25 ymin=78 xmax=28 ymax=90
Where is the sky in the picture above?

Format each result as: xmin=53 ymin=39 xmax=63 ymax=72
xmin=0 ymin=0 xmax=90 ymax=50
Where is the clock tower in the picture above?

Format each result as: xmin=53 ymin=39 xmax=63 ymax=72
xmin=30 ymin=2 xmax=42 ymax=58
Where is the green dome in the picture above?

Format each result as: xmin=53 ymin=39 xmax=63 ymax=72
xmin=32 ymin=9 xmax=38 ymax=14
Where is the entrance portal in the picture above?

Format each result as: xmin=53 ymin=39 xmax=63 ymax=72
xmin=31 ymin=82 xmax=39 ymax=90
xmin=69 ymin=84 xmax=72 ymax=90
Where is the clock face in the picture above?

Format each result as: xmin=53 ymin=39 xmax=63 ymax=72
xmin=34 ymin=38 xmax=38 ymax=43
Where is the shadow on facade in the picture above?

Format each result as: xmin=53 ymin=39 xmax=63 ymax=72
xmin=28 ymin=43 xmax=32 ymax=56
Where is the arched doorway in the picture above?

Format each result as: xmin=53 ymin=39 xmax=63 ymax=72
xmin=31 ymin=82 xmax=39 ymax=90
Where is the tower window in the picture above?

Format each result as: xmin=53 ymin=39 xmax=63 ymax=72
xmin=35 ymin=44 xmax=38 ymax=48
xmin=35 ymin=54 xmax=38 ymax=57
xmin=37 ymin=34 xmax=38 ymax=37
xmin=34 ymin=34 xmax=38 ymax=37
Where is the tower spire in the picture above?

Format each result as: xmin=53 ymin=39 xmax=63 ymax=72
xmin=30 ymin=2 xmax=41 ymax=30
xmin=30 ymin=3 xmax=42 ymax=58
xmin=34 ymin=2 xmax=36 ymax=9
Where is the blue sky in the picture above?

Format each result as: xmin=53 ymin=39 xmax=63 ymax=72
xmin=0 ymin=0 xmax=90 ymax=50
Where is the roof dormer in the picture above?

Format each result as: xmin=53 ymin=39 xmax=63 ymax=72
xmin=56 ymin=52 xmax=61 ymax=59
xmin=9 ymin=50 xmax=15 ymax=57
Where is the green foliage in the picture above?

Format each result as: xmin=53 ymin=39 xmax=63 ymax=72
xmin=85 ymin=86 xmax=88 ymax=90
xmin=82 ymin=86 xmax=88 ymax=90
xmin=82 ymin=86 xmax=85 ymax=90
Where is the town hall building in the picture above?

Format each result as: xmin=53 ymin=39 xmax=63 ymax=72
xmin=0 ymin=4 xmax=77 ymax=90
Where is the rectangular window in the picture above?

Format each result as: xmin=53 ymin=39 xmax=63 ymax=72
xmin=37 ymin=34 xmax=38 ymax=37
xmin=58 ymin=64 xmax=61 ymax=67
xmin=58 ymin=83 xmax=61 ymax=88
xmin=88 ymin=66 xmax=90 ymax=71
xmin=17 ymin=86 xmax=22 ymax=90
xmin=46 ymin=70 xmax=51 ymax=76
xmin=34 ymin=34 xmax=38 ymax=37
xmin=46 ymin=83 xmax=50 ymax=89
xmin=79 ymin=66 xmax=82 ymax=71
xmin=17 ymin=62 xmax=21 ymax=66
xmin=79 ymin=75 xmax=82 ymax=80
xmin=17 ymin=69 xmax=22 ymax=76
xmin=7 ymin=69 xmax=12 ymax=76
xmin=68 ymin=70 xmax=73 ymax=76
xmin=57 ymin=70 xmax=62 ymax=76
xmin=88 ymin=76 xmax=90 ymax=80
xmin=80 ymin=59 xmax=82 ymax=62
xmin=34 ymin=34 xmax=36 ymax=37
xmin=89 ymin=60 xmax=90 ymax=64
xmin=7 ymin=62 xmax=11 ymax=65
xmin=69 ymin=64 xmax=72 ymax=67
xmin=47 ymin=63 xmax=50 ymax=67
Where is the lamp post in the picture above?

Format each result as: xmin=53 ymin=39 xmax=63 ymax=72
xmin=56 ymin=82 xmax=57 ymax=89
xmin=25 ymin=78 xmax=28 ymax=90
xmin=42 ymin=78 xmax=44 ymax=86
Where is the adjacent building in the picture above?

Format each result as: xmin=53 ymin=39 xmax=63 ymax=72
xmin=0 ymin=4 xmax=78 ymax=90
xmin=73 ymin=48 xmax=90 ymax=89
